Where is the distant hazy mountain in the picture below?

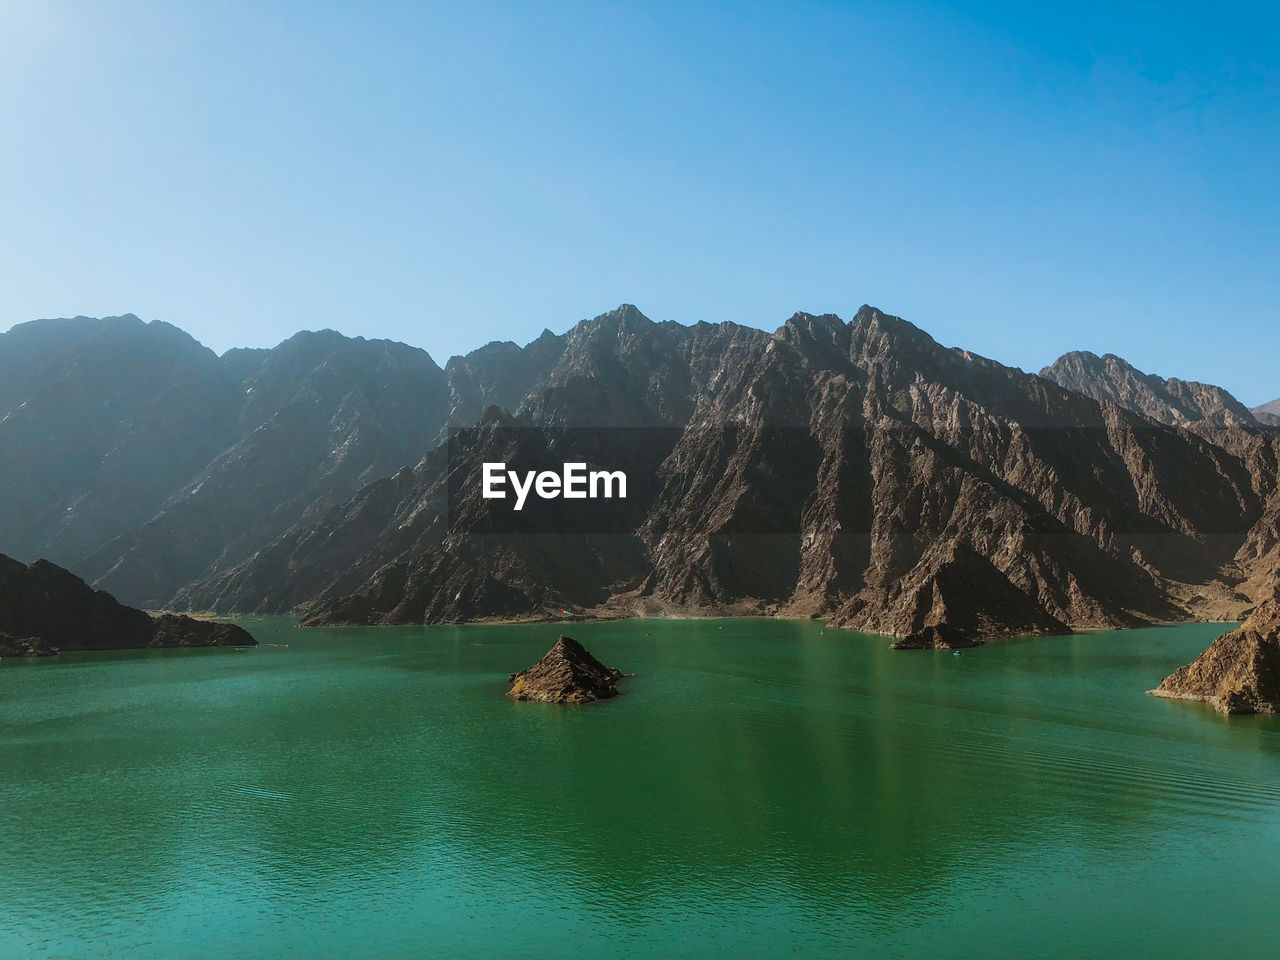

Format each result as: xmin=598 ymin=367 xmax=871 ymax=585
xmin=0 ymin=315 xmax=244 ymax=568
xmin=3 ymin=306 xmax=1277 ymax=647
xmin=1252 ymin=398 xmax=1280 ymax=426
xmin=0 ymin=315 xmax=450 ymax=607
xmin=1039 ymin=350 xmax=1260 ymax=430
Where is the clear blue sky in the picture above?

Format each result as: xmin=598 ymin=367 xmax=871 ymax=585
xmin=1 ymin=1 xmax=1276 ymax=402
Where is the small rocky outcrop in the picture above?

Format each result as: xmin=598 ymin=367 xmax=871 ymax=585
xmin=0 ymin=633 xmax=57 ymax=657
xmin=1150 ymin=599 xmax=1280 ymax=715
xmin=507 ymin=635 xmax=625 ymax=704
xmin=0 ymin=553 xmax=255 ymax=656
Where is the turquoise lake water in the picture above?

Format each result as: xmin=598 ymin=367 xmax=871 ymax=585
xmin=1 ymin=618 xmax=1278 ymax=959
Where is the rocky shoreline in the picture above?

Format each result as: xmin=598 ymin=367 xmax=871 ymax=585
xmin=0 ymin=554 xmax=255 ymax=657
xmin=305 ymin=599 xmax=1249 ymax=651
xmin=1150 ymin=599 xmax=1280 ymax=715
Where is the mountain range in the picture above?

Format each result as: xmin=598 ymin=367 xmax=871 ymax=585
xmin=2 ymin=306 xmax=1276 ymax=647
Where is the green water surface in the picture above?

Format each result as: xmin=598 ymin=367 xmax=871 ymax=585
xmin=2 ymin=619 xmax=1278 ymax=959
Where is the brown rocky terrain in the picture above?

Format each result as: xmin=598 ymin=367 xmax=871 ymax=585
xmin=291 ymin=305 xmax=1271 ymax=648
xmin=1150 ymin=598 xmax=1280 ymax=714
xmin=1252 ymin=398 xmax=1280 ymax=426
xmin=1041 ymin=351 xmax=1260 ymax=431
xmin=1042 ymin=351 xmax=1280 ymax=621
xmin=507 ymin=635 xmax=626 ymax=704
xmin=5 ymin=304 xmax=1276 ymax=649
xmin=0 ymin=553 xmax=254 ymax=656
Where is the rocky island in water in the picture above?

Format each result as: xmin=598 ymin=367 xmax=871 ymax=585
xmin=1151 ymin=598 xmax=1280 ymax=715
xmin=0 ymin=553 xmax=255 ymax=657
xmin=507 ymin=635 xmax=627 ymax=704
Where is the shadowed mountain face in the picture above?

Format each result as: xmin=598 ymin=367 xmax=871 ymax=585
xmin=80 ymin=329 xmax=452 ymax=607
xmin=0 ymin=316 xmax=450 ymax=607
xmin=0 ymin=553 xmax=253 ymax=656
xmin=3 ymin=305 xmax=1276 ymax=646
xmin=0 ymin=315 xmax=243 ymax=567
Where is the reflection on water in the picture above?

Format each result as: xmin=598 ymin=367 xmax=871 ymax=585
xmin=2 ymin=619 xmax=1278 ymax=959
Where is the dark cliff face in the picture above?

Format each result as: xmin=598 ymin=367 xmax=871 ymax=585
xmin=88 ymin=330 xmax=452 ymax=608
xmin=0 ymin=553 xmax=254 ymax=656
xmin=444 ymin=329 xmax=566 ymax=428
xmin=1039 ymin=350 xmax=1280 ymax=614
xmin=1233 ymin=434 xmax=1280 ymax=601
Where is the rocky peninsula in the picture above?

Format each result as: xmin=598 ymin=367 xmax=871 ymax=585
xmin=507 ymin=635 xmax=626 ymax=704
xmin=1150 ymin=599 xmax=1280 ymax=715
xmin=0 ymin=553 xmax=254 ymax=657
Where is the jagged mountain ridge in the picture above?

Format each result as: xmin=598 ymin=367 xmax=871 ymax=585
xmin=0 ymin=315 xmax=456 ymax=607
xmin=1040 ymin=350 xmax=1280 ymax=620
xmin=79 ymin=328 xmax=454 ymax=607
xmin=3 ymin=305 xmax=1275 ymax=646
xmin=189 ymin=305 xmax=1275 ymax=647
xmin=1040 ymin=350 xmax=1261 ymax=431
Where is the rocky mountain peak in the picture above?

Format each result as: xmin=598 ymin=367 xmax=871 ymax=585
xmin=1040 ymin=351 xmax=1257 ymax=430
xmin=848 ymin=305 xmax=946 ymax=367
xmin=506 ymin=635 xmax=626 ymax=704
xmin=1253 ymin=397 xmax=1280 ymax=426
xmin=775 ymin=312 xmax=849 ymax=361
